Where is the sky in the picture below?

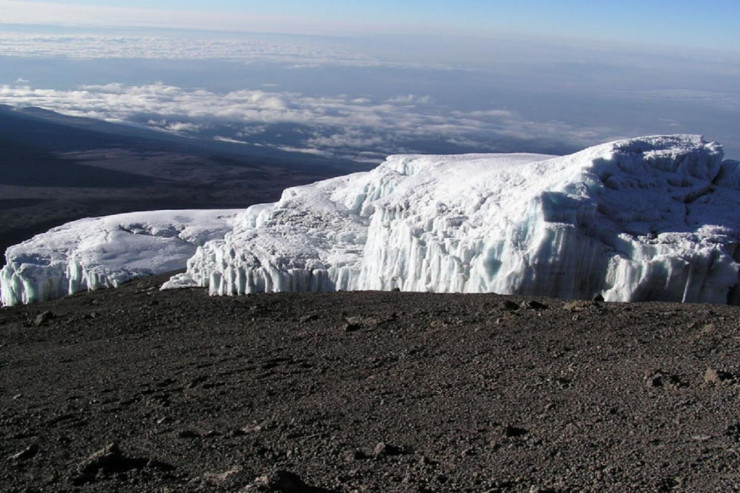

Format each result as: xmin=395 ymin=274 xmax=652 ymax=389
xmin=0 ymin=0 xmax=739 ymax=161
xmin=3 ymin=0 xmax=740 ymax=51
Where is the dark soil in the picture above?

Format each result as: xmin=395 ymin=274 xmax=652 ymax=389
xmin=1 ymin=273 xmax=739 ymax=492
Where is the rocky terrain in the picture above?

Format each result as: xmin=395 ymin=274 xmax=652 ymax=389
xmin=1 ymin=273 xmax=739 ymax=492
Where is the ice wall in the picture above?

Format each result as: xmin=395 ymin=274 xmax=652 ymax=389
xmin=173 ymin=135 xmax=740 ymax=304
xmin=0 ymin=210 xmax=238 ymax=306
xmin=3 ymin=135 xmax=738 ymax=306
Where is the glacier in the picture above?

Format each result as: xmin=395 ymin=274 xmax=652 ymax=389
xmin=2 ymin=135 xmax=739 ymax=306
xmin=0 ymin=210 xmax=238 ymax=306
xmin=166 ymin=135 xmax=740 ymax=304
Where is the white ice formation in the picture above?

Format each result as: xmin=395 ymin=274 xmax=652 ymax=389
xmin=164 ymin=135 xmax=739 ymax=305
xmin=0 ymin=210 xmax=238 ymax=306
xmin=2 ymin=135 xmax=739 ymax=306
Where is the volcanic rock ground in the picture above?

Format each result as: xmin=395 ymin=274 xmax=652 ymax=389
xmin=1 ymin=273 xmax=739 ymax=492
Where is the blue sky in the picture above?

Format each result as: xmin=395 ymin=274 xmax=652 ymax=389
xmin=3 ymin=0 xmax=740 ymax=52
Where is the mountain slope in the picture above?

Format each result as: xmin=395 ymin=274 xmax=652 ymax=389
xmin=2 ymin=273 xmax=740 ymax=492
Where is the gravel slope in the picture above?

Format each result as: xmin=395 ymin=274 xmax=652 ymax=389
xmin=1 ymin=273 xmax=739 ymax=492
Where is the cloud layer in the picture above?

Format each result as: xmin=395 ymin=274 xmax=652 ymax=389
xmin=0 ymin=82 xmax=612 ymax=161
xmin=0 ymin=33 xmax=375 ymax=65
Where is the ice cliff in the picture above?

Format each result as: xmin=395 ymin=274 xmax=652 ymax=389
xmin=2 ymin=135 xmax=739 ymax=306
xmin=0 ymin=210 xmax=238 ymax=306
xmin=166 ymin=135 xmax=740 ymax=304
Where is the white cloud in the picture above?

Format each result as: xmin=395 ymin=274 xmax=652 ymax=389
xmin=147 ymin=120 xmax=206 ymax=134
xmin=0 ymin=82 xmax=613 ymax=159
xmin=0 ymin=32 xmax=376 ymax=65
xmin=272 ymin=146 xmax=334 ymax=158
xmin=213 ymin=136 xmax=248 ymax=145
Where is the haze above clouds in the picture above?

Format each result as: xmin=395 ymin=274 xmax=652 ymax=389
xmin=4 ymin=0 xmax=740 ymax=51
xmin=1 ymin=0 xmax=739 ymax=161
